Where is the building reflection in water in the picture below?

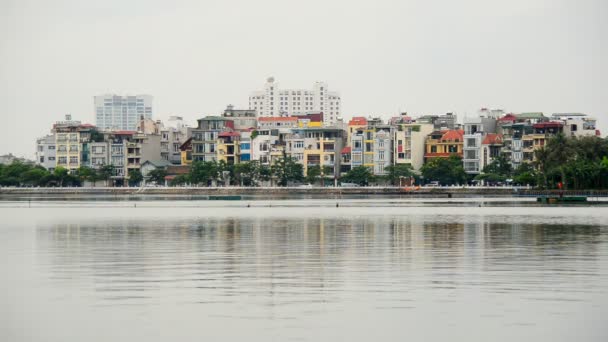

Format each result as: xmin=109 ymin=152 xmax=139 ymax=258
xmin=36 ymin=215 xmax=603 ymax=307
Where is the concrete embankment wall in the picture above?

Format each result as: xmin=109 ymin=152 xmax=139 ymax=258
xmin=0 ymin=186 xmax=519 ymax=197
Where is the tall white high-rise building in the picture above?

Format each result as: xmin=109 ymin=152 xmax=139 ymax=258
xmin=249 ymin=77 xmax=341 ymax=125
xmin=94 ymin=94 xmax=153 ymax=131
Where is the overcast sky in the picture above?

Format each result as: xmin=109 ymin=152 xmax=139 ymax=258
xmin=1 ymin=0 xmax=606 ymax=158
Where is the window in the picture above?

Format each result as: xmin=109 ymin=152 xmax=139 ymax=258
xmin=49 ymin=157 xmax=55 ymax=161
xmin=58 ymin=157 xmax=67 ymax=164
xmin=69 ymin=156 xmax=78 ymax=164
xmin=48 ymin=145 xmax=55 ymax=150
xmin=38 ymin=146 xmax=44 ymax=152
xmin=431 ymin=146 xmax=437 ymax=153
xmin=39 ymin=156 xmax=44 ymax=163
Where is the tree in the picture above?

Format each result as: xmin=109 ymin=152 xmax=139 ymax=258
xmin=271 ymin=154 xmax=304 ymax=186
xmin=77 ymin=166 xmax=97 ymax=185
xmin=97 ymin=164 xmax=115 ymax=187
xmin=128 ymin=169 xmax=143 ymax=187
xmin=258 ymin=164 xmax=272 ymax=185
xmin=234 ymin=161 xmax=260 ymax=186
xmin=545 ymin=133 xmax=573 ymax=189
xmin=341 ymin=166 xmax=374 ymax=186
xmin=384 ymin=164 xmax=414 ymax=186
xmin=190 ymin=161 xmax=218 ymax=186
xmin=512 ymin=163 xmax=536 ymax=186
xmin=170 ymin=174 xmax=190 ymax=186
xmin=420 ymin=156 xmax=466 ymax=185
xmin=147 ymin=168 xmax=167 ymax=185
xmin=305 ymin=165 xmax=333 ymax=185
xmin=482 ymin=153 xmax=512 ymax=177
xmin=53 ymin=167 xmax=69 ymax=187
xmin=21 ymin=167 xmax=50 ymax=186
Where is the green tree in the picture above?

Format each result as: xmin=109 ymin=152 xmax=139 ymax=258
xmin=271 ymin=154 xmax=304 ymax=186
xmin=21 ymin=167 xmax=50 ymax=186
xmin=53 ymin=167 xmax=69 ymax=187
xmin=545 ymin=133 xmax=573 ymax=189
xmin=170 ymin=174 xmax=191 ymax=186
xmin=482 ymin=153 xmax=512 ymax=177
xmin=234 ymin=161 xmax=260 ymax=186
xmin=305 ymin=165 xmax=333 ymax=185
xmin=147 ymin=168 xmax=167 ymax=185
xmin=127 ymin=169 xmax=143 ymax=187
xmin=98 ymin=164 xmax=115 ymax=186
xmin=341 ymin=166 xmax=374 ymax=186
xmin=258 ymin=164 xmax=272 ymax=184
xmin=512 ymin=163 xmax=536 ymax=186
xmin=190 ymin=161 xmax=218 ymax=186
xmin=384 ymin=164 xmax=414 ymax=186
xmin=77 ymin=166 xmax=97 ymax=185
xmin=420 ymin=156 xmax=466 ymax=185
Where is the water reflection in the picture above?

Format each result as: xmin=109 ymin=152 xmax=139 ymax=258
xmin=37 ymin=216 xmax=605 ymax=308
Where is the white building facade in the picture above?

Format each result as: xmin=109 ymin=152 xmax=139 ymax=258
xmin=35 ymin=134 xmax=56 ymax=171
xmin=249 ymin=77 xmax=341 ymax=125
xmin=94 ymin=94 xmax=153 ymax=131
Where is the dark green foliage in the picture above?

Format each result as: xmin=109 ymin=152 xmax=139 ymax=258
xmin=482 ymin=153 xmax=512 ymax=176
xmin=420 ymin=155 xmax=466 ymax=185
xmin=189 ymin=161 xmax=219 ymax=186
xmin=271 ymin=155 xmax=304 ymax=186
xmin=147 ymin=168 xmax=167 ymax=185
xmin=170 ymin=174 xmax=190 ymax=186
xmin=127 ymin=169 xmax=143 ymax=186
xmin=340 ymin=166 xmax=374 ymax=186
xmin=384 ymin=164 xmax=414 ymax=186
xmin=536 ymin=135 xmax=608 ymax=189
xmin=305 ymin=165 xmax=333 ymax=185
xmin=233 ymin=161 xmax=261 ymax=186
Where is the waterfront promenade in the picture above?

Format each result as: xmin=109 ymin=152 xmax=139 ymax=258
xmin=1 ymin=186 xmax=607 ymax=198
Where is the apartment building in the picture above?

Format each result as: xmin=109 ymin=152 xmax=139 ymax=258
xmin=35 ymin=135 xmax=56 ymax=171
xmin=249 ymin=77 xmax=341 ymax=125
xmin=463 ymin=115 xmax=497 ymax=174
xmin=94 ymin=94 xmax=153 ymax=131
xmin=393 ymin=122 xmax=434 ymax=172
xmin=191 ymin=117 xmax=234 ymax=162
xmin=551 ymin=113 xmax=598 ymax=137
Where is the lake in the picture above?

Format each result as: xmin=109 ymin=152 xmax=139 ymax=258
xmin=1 ymin=199 xmax=607 ymax=341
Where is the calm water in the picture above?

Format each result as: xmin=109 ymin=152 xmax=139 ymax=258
xmin=1 ymin=200 xmax=608 ymax=341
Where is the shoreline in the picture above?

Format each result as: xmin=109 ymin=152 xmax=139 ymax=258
xmin=1 ymin=186 xmax=522 ymax=196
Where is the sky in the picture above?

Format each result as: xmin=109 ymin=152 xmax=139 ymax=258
xmin=1 ymin=0 xmax=607 ymax=158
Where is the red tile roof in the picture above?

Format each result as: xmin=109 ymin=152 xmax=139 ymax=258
xmin=498 ymin=114 xmax=517 ymax=122
xmin=482 ymin=133 xmax=503 ymax=145
xmin=440 ymin=129 xmax=464 ymax=142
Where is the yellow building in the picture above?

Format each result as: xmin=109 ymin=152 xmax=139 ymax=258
xmin=179 ymin=137 xmax=192 ymax=165
xmin=301 ymin=128 xmax=344 ymax=177
xmin=424 ymin=129 xmax=464 ymax=163
xmin=216 ymin=132 xmax=241 ymax=165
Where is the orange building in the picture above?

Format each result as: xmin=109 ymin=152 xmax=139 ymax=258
xmin=424 ymin=129 xmax=464 ymax=162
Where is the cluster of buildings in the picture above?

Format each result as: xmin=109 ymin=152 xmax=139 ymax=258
xmin=34 ymin=78 xmax=601 ymax=185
